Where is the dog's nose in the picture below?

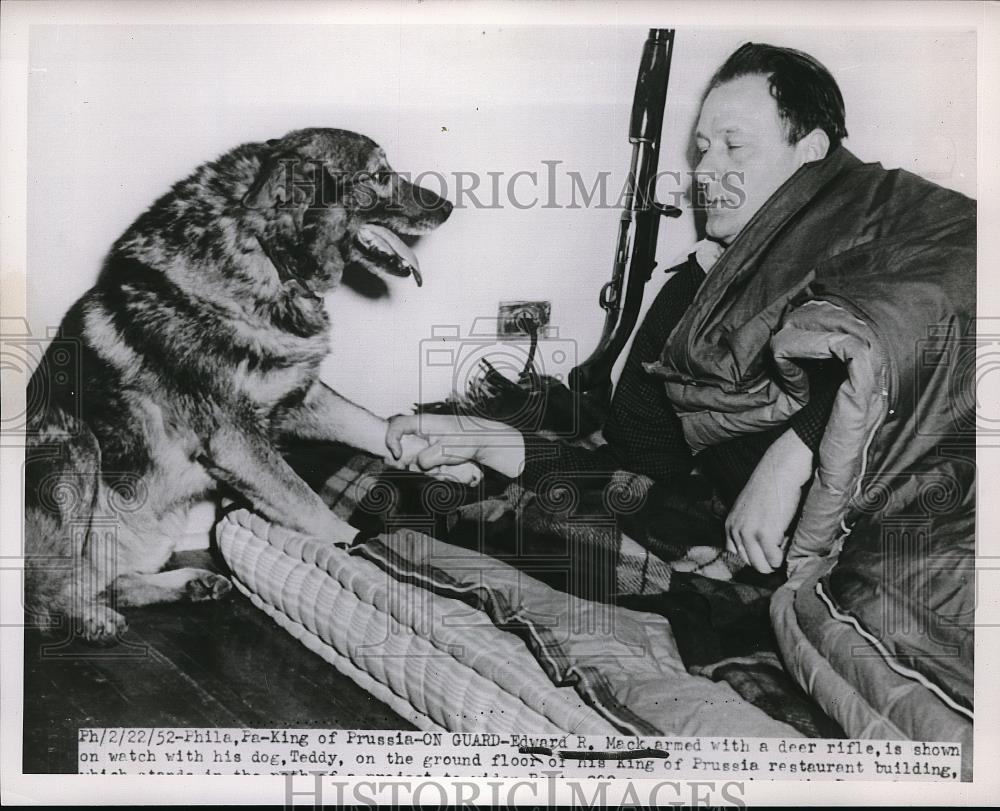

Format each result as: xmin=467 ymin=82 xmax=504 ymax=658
xmin=440 ymin=198 xmax=454 ymax=219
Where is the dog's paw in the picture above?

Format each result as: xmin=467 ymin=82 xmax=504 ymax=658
xmin=78 ymin=605 xmax=128 ymax=645
xmin=185 ymin=572 xmax=232 ymax=602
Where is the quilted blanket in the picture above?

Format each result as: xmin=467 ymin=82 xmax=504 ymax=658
xmin=281 ymin=442 xmax=843 ymax=737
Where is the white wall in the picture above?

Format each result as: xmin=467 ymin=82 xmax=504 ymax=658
xmin=27 ymin=25 xmax=976 ymax=417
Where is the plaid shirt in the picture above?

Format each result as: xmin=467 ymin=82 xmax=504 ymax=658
xmin=522 ymin=254 xmax=843 ymax=504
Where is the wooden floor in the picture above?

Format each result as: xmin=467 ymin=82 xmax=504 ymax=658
xmin=22 ymin=551 xmax=414 ymax=774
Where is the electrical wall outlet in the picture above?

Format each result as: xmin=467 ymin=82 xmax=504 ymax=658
xmin=498 ymin=300 xmax=551 ymax=337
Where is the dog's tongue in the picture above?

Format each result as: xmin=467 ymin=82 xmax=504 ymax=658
xmin=356 ymin=224 xmax=423 ymax=287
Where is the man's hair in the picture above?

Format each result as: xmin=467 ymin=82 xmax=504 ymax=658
xmin=709 ymin=42 xmax=848 ymax=151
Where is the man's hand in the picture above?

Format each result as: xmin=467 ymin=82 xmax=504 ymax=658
xmin=386 ymin=413 xmax=525 ymax=480
xmin=383 ymin=431 xmax=435 ymax=468
xmin=382 ymin=416 xmax=484 ymax=486
xmin=725 ymin=428 xmax=814 ymax=573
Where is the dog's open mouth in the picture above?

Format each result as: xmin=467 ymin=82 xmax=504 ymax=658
xmin=353 ymin=224 xmax=423 ymax=287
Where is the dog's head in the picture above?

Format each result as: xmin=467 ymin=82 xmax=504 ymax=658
xmin=240 ymin=128 xmax=452 ymax=298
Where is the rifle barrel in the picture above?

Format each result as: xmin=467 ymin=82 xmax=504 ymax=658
xmin=570 ymin=28 xmax=676 ymax=395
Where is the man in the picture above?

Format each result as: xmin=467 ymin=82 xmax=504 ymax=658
xmin=384 ymin=42 xmax=964 ymax=577
xmin=664 ymin=43 xmax=847 ymax=573
xmin=380 ymin=40 xmax=974 ymax=757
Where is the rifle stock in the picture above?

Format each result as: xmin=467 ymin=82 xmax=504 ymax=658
xmin=569 ymin=28 xmax=680 ymax=396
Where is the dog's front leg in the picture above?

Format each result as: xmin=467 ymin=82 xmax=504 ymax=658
xmin=273 ymin=381 xmax=388 ymax=456
xmin=274 ymin=383 xmax=481 ymax=484
xmin=203 ymin=425 xmax=358 ymax=544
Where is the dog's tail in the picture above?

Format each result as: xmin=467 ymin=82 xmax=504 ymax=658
xmin=23 ymin=404 xmax=103 ymax=635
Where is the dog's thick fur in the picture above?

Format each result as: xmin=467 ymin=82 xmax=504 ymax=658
xmin=25 ymin=128 xmax=452 ymax=643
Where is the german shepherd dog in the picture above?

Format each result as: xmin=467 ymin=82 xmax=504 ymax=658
xmin=25 ymin=128 xmax=452 ymax=643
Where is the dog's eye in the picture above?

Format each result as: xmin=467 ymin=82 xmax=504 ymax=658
xmin=373 ymin=170 xmax=393 ymax=185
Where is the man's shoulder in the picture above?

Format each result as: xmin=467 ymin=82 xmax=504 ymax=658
xmin=838 ymin=153 xmax=975 ymax=219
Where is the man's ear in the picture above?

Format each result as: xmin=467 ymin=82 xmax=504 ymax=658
xmin=795 ymin=128 xmax=831 ymax=166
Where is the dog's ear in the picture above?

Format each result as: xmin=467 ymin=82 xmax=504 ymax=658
xmin=242 ymin=150 xmax=345 ymax=211
xmin=241 ymin=149 xmax=298 ymax=211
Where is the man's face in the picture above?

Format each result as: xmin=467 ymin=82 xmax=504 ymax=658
xmin=694 ymin=74 xmax=805 ymax=245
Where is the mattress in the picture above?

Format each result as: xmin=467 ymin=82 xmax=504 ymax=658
xmin=218 ymin=506 xmax=802 ymax=738
xmin=217 ymin=508 xmax=616 ymax=734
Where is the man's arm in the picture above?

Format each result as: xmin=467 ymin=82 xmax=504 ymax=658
xmin=725 ymin=360 xmax=845 ymax=572
xmin=787 ymin=359 xmax=846 ymax=452
xmin=725 ymin=426 xmax=814 ymax=572
xmin=277 ymin=382 xmax=482 ymax=483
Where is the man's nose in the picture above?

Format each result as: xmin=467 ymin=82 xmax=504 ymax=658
xmin=695 ymin=145 xmax=725 ymax=178
xmin=693 ymin=153 xmax=718 ymax=196
xmin=693 ymin=167 xmax=721 ymax=205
